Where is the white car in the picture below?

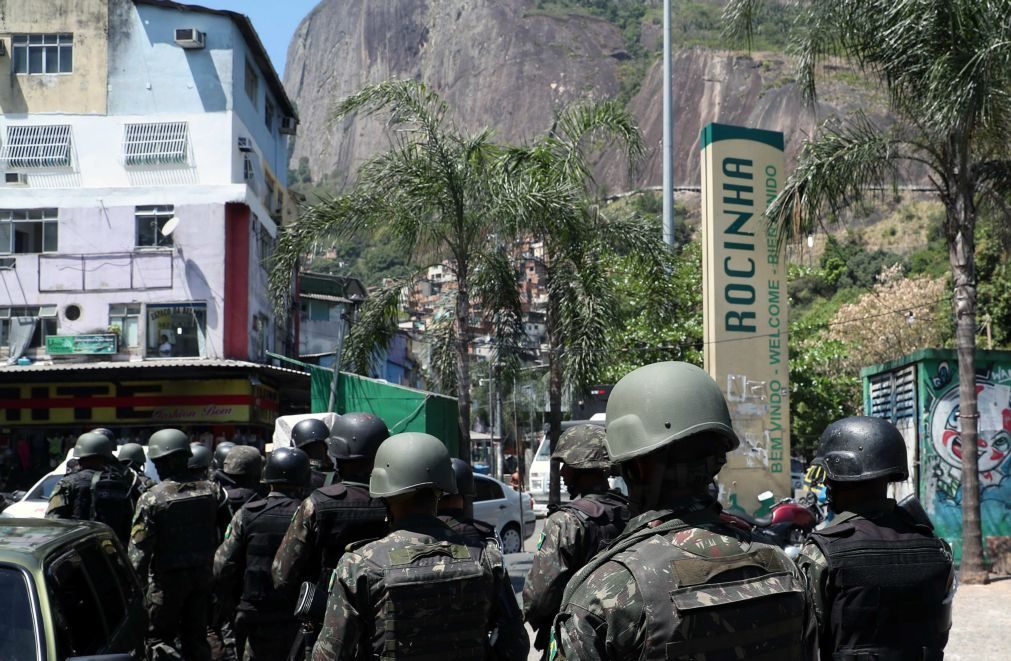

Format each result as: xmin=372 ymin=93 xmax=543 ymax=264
xmin=472 ymin=474 xmax=536 ymax=554
xmin=0 ymin=447 xmax=158 ymax=519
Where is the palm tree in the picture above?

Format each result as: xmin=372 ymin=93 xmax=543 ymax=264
xmin=725 ymin=0 xmax=1011 ymax=582
xmin=269 ymin=81 xmax=554 ymax=462
xmin=503 ymin=102 xmax=670 ymax=504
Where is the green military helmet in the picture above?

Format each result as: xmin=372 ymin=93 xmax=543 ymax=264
xmin=223 ymin=445 xmax=263 ymax=477
xmin=73 ymin=432 xmax=116 ymax=461
xmin=605 ymin=361 xmax=739 ymax=462
xmin=552 ymin=424 xmax=611 ymax=470
xmin=118 ymin=443 xmax=147 ymax=470
xmin=370 ymin=432 xmax=456 ymax=498
xmin=188 ymin=443 xmax=213 ymax=470
xmin=147 ymin=428 xmax=192 ymax=460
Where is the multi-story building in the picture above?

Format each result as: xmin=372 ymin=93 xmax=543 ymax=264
xmin=0 ymin=0 xmax=307 ymax=467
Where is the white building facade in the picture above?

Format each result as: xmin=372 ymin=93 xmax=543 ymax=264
xmin=0 ymin=0 xmax=297 ymax=365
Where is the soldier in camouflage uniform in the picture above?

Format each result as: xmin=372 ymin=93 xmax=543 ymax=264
xmin=552 ymin=362 xmax=816 ymax=660
xmin=46 ymin=431 xmax=140 ymax=544
xmin=119 ymin=442 xmax=157 ymax=493
xmin=523 ymin=424 xmax=629 ymax=658
xmin=438 ymin=458 xmax=499 ymax=547
xmin=798 ymin=417 xmax=954 ymax=660
xmin=221 ymin=446 xmax=265 ymax=515
xmin=129 ymin=428 xmax=232 ymax=661
xmin=273 ymin=413 xmax=391 ymax=658
xmin=311 ymin=432 xmax=529 ymax=661
xmin=215 ymin=447 xmax=312 ymax=660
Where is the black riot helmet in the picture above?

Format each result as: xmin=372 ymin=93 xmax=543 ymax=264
xmin=450 ymin=458 xmax=476 ymax=497
xmin=291 ymin=418 xmax=330 ymax=450
xmin=327 ymin=413 xmax=390 ymax=463
xmin=213 ymin=441 xmax=236 ymax=470
xmin=263 ymin=446 xmax=312 ymax=487
xmin=814 ymin=416 xmax=909 ymax=483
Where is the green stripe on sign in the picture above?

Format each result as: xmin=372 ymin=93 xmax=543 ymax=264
xmin=700 ymin=123 xmax=785 ymax=151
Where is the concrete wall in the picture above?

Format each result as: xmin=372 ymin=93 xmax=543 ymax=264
xmin=0 ymin=0 xmax=109 ymax=115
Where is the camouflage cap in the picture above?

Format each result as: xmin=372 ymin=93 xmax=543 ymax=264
xmin=551 ymin=424 xmax=611 ymax=470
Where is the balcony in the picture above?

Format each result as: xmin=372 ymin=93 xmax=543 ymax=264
xmin=38 ymin=251 xmax=174 ymax=292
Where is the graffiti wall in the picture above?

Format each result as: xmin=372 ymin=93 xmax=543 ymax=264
xmin=919 ymin=356 xmax=1011 ymax=560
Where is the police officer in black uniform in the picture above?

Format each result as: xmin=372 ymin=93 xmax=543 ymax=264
xmin=290 ymin=419 xmax=335 ymax=488
xmin=215 ymin=446 xmax=312 ymax=660
xmin=798 ymin=416 xmax=955 ymax=661
xmin=438 ymin=458 xmax=498 ymax=546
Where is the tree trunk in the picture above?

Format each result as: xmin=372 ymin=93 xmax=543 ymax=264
xmin=948 ymin=150 xmax=988 ymax=583
xmin=546 ymin=256 xmax=563 ymax=508
xmin=456 ymin=274 xmax=473 ymax=463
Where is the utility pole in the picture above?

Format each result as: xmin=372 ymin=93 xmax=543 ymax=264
xmin=326 ymin=308 xmax=348 ymax=413
xmin=662 ymin=0 xmax=675 ymax=248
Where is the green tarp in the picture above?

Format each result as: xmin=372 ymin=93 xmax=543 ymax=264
xmin=309 ymin=367 xmax=459 ymax=457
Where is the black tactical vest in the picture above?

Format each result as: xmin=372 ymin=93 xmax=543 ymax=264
xmin=88 ymin=466 xmax=137 ymax=544
xmin=152 ymin=482 xmax=220 ymax=573
xmin=226 ymin=486 xmax=260 ymax=516
xmin=438 ymin=511 xmax=497 ymax=547
xmin=370 ymin=540 xmax=493 ymax=660
xmin=310 ymin=483 xmax=388 ymax=570
xmin=241 ymin=493 xmax=302 ymax=613
xmin=809 ymin=510 xmax=952 ymax=660
xmin=559 ymin=490 xmax=631 ymax=560
xmin=64 ymin=469 xmax=99 ymax=521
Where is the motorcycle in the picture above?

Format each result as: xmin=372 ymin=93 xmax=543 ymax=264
xmin=720 ymin=490 xmax=823 ymax=557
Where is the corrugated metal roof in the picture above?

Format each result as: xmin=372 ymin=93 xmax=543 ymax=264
xmin=300 ymin=293 xmax=352 ymax=304
xmin=0 ymin=358 xmax=308 ymax=377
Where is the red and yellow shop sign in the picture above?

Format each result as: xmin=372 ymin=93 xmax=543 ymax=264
xmin=0 ymin=379 xmax=279 ymax=426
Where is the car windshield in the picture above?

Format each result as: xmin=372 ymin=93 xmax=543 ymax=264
xmin=534 ymin=435 xmax=551 ymax=460
xmin=0 ymin=566 xmax=39 ymax=661
xmin=28 ymin=475 xmax=63 ymax=501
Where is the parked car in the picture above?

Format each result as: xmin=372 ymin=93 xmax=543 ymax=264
xmin=1 ymin=448 xmax=158 ymax=520
xmin=0 ymin=517 xmax=145 ymax=660
xmin=472 ymin=474 xmax=536 ymax=554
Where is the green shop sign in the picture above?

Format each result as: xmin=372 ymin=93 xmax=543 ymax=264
xmin=46 ymin=334 xmax=118 ymax=356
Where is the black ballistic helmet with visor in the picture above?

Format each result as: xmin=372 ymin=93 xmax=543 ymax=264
xmin=814 ymin=416 xmax=909 ymax=483
xmin=263 ymin=446 xmax=312 ymax=486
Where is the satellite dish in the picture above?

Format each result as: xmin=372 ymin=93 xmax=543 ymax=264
xmin=161 ymin=217 xmax=181 ymax=237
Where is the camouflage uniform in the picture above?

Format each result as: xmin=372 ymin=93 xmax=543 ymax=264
xmin=798 ymin=499 xmax=954 ymax=660
xmin=311 ymin=513 xmax=529 ymax=661
xmin=438 ymin=507 xmax=499 ymax=548
xmin=552 ymin=496 xmax=817 ymax=660
xmin=129 ymin=478 xmax=232 ymax=661
xmin=523 ymin=489 xmax=629 ymax=656
xmin=46 ymin=461 xmax=141 ymax=544
xmin=215 ymin=491 xmax=304 ymax=660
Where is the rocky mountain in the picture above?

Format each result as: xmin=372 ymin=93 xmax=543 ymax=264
xmin=283 ymin=0 xmax=888 ymax=192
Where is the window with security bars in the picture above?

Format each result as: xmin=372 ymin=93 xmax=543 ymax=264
xmin=123 ymin=122 xmax=188 ymax=166
xmin=0 ymin=209 xmax=59 ymax=254
xmin=1 ymin=125 xmax=72 ymax=168
xmin=12 ymin=34 xmax=73 ymax=74
xmin=135 ymin=205 xmax=175 ymax=248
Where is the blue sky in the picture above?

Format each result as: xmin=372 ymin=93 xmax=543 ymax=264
xmin=194 ymin=0 xmax=319 ymax=76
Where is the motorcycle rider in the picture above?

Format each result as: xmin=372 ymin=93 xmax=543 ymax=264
xmin=272 ymin=413 xmax=391 ymax=657
xmin=553 ymin=361 xmax=815 ymax=659
xmin=129 ymin=428 xmax=231 ymax=660
xmin=46 ymin=431 xmax=139 ymax=544
xmin=119 ymin=442 xmax=157 ymax=493
xmin=290 ymin=418 xmax=336 ymax=488
xmin=438 ymin=457 xmax=498 ymax=547
xmin=215 ymin=446 xmax=312 ymax=660
xmin=799 ymin=416 xmax=954 ymax=660
xmin=523 ymin=424 xmax=630 ymax=658
xmin=310 ymin=432 xmax=528 ymax=660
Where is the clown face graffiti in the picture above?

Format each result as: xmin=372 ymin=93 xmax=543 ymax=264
xmin=929 ymin=381 xmax=1011 ymax=498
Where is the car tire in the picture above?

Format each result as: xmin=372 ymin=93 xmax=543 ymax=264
xmin=501 ymin=523 xmax=523 ymax=554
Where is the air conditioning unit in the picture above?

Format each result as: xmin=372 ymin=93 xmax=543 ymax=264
xmin=174 ymin=28 xmax=206 ymax=49
xmin=279 ymin=117 xmax=298 ymax=135
xmin=4 ymin=172 xmax=28 ymax=186
xmin=237 ymin=136 xmax=253 ymax=152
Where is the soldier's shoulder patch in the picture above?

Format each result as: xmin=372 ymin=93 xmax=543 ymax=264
xmin=224 ymin=523 xmax=232 ymax=540
xmin=536 ymin=530 xmax=547 ymax=550
xmin=327 ymin=568 xmax=337 ymax=593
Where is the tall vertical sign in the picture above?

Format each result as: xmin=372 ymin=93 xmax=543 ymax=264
xmin=701 ymin=123 xmax=790 ymax=515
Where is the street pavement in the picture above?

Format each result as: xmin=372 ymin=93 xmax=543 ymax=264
xmin=506 ymin=518 xmax=1011 ymax=661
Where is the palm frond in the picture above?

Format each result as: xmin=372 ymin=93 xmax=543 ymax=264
xmin=424 ymin=310 xmax=458 ymax=395
xmin=722 ymin=0 xmax=766 ymax=48
xmin=330 ymin=79 xmax=448 ymax=137
xmin=342 ymin=276 xmax=417 ymax=375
